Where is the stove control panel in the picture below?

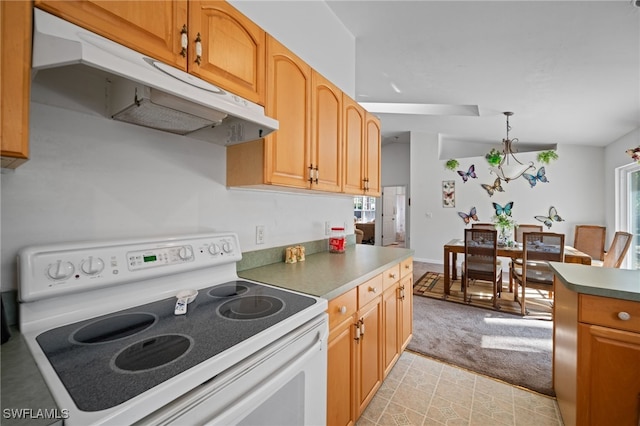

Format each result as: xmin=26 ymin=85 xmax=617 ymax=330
xmin=18 ymin=233 xmax=242 ymax=302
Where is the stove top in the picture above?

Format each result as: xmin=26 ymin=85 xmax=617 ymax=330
xmin=36 ymin=280 xmax=317 ymax=411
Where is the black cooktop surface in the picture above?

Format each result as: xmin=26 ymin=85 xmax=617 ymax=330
xmin=36 ymin=280 xmax=317 ymax=411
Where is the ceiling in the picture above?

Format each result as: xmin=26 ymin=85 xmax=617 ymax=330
xmin=325 ymin=1 xmax=640 ymax=150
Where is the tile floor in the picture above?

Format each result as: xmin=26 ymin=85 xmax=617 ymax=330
xmin=368 ymin=261 xmax=563 ymax=425
xmin=357 ymin=351 xmax=563 ymax=426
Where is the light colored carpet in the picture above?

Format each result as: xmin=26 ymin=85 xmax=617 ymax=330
xmin=413 ymin=271 xmax=553 ymax=320
xmin=410 ymin=272 xmax=554 ymax=396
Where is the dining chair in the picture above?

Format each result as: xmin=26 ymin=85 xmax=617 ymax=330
xmin=573 ymin=225 xmax=606 ymax=261
xmin=463 ymin=229 xmax=503 ymax=309
xmin=508 ymin=224 xmax=544 ymax=292
xmin=512 ymin=232 xmax=565 ymax=316
xmin=471 ymin=223 xmax=496 ymax=230
xmin=600 ymin=231 xmax=633 ymax=268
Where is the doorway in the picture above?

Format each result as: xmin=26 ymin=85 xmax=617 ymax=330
xmin=616 ymin=163 xmax=640 ymax=269
xmin=382 ymin=186 xmax=407 ymax=247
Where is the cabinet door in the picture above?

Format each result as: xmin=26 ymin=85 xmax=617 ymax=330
xmin=263 ymin=36 xmax=311 ymax=189
xmin=311 ymin=71 xmax=342 ymax=192
xmin=382 ymin=285 xmax=400 ymax=377
xmin=1 ymin=0 xmax=31 ymax=168
xmin=342 ymin=95 xmax=365 ymax=195
xmin=188 ymin=1 xmax=265 ymax=105
xmin=35 ymin=0 xmax=188 ymax=70
xmin=356 ymin=298 xmax=383 ymax=416
xmin=364 ymin=113 xmax=381 ymax=196
xmin=399 ymin=275 xmax=413 ymax=351
xmin=327 ymin=315 xmax=357 ymax=426
xmin=577 ymin=324 xmax=640 ymax=425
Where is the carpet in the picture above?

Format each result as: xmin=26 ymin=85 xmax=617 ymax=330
xmin=409 ymin=272 xmax=554 ymax=396
xmin=413 ymin=271 xmax=553 ymax=320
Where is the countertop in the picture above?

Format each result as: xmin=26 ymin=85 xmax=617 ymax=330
xmin=0 ymin=327 xmax=62 ymax=426
xmin=239 ymin=244 xmax=415 ymax=300
xmin=549 ymin=262 xmax=640 ymax=301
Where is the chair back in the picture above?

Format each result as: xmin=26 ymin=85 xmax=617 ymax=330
xmin=464 ymin=229 xmax=498 ymax=280
xmin=523 ymin=232 xmax=565 ymax=262
xmin=471 ymin=223 xmax=496 ymax=230
xmin=574 ymin=225 xmax=606 ymax=261
xmin=602 ymin=231 xmax=632 ymax=268
xmin=514 ymin=224 xmax=543 ymax=243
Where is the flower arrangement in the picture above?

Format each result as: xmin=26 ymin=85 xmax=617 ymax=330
xmin=537 ymin=150 xmax=559 ymax=165
xmin=485 ymin=149 xmax=503 ymax=167
xmin=492 ymin=213 xmax=518 ymax=245
xmin=445 ymin=159 xmax=459 ymax=170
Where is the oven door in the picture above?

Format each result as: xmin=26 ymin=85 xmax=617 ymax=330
xmin=135 ymin=313 xmax=328 ymax=426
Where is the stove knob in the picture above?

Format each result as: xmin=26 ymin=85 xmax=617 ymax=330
xmin=222 ymin=241 xmax=233 ymax=253
xmin=47 ymin=260 xmax=75 ymax=280
xmin=178 ymin=246 xmax=194 ymax=260
xmin=208 ymin=244 xmax=221 ymax=255
xmin=80 ymin=256 xmax=105 ymax=275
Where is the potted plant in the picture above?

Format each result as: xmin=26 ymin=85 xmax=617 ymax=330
xmin=492 ymin=214 xmax=518 ymax=246
xmin=485 ymin=149 xmax=503 ymax=167
xmin=445 ymin=159 xmax=459 ymax=170
xmin=537 ymin=150 xmax=558 ymax=165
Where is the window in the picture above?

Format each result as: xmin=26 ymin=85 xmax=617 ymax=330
xmin=354 ymin=196 xmax=376 ymax=223
xmin=616 ymin=163 xmax=640 ymax=269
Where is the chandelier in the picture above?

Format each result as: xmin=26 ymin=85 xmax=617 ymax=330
xmin=489 ymin=112 xmax=535 ymax=182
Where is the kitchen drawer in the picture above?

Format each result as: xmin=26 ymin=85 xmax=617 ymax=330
xmin=400 ymin=257 xmax=413 ymax=279
xmin=328 ymin=287 xmax=357 ymax=329
xmin=579 ymin=294 xmax=640 ymax=333
xmin=358 ymin=274 xmax=383 ymax=308
xmin=382 ymin=264 xmax=400 ymax=290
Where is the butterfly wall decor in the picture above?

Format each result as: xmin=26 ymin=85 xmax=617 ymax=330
xmin=534 ymin=206 xmax=564 ymax=229
xmin=480 ymin=178 xmax=504 ymax=197
xmin=492 ymin=201 xmax=513 ymax=216
xmin=457 ymin=165 xmax=477 ymax=183
xmin=457 ymin=207 xmax=478 ymax=224
xmin=523 ymin=167 xmax=548 ymax=188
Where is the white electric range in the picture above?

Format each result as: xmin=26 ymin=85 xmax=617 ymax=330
xmin=18 ymin=232 xmax=328 ymax=425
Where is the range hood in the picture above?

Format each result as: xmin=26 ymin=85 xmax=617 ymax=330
xmin=31 ymin=9 xmax=278 ymax=145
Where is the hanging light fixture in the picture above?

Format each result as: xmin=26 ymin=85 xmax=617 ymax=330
xmin=489 ymin=112 xmax=535 ymax=182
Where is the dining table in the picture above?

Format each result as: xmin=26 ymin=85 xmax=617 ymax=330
xmin=442 ymin=238 xmax=592 ymax=295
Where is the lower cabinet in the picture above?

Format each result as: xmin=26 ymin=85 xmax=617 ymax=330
xmin=554 ymin=279 xmax=640 ymax=426
xmin=327 ymin=257 xmax=413 ymax=425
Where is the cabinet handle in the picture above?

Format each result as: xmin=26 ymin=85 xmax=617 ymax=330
xmin=313 ymin=166 xmax=319 ymax=183
xmin=405 ymin=264 xmax=411 ymax=269
xmin=308 ymin=164 xmax=314 ymax=184
xmin=339 ymin=306 xmax=347 ymax=314
xmin=368 ymin=286 xmax=377 ymax=294
xmin=194 ymin=33 xmax=202 ymax=65
xmin=354 ymin=322 xmax=360 ymax=342
xmin=359 ymin=319 xmax=365 ymax=336
xmin=618 ymin=311 xmax=631 ymax=321
xmin=180 ymin=25 xmax=188 ymax=57
xmin=389 ymin=273 xmax=397 ymax=279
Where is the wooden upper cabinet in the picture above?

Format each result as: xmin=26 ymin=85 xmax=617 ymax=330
xmin=365 ymin=112 xmax=381 ymax=196
xmin=263 ymin=35 xmax=311 ymax=188
xmin=342 ymin=95 xmax=365 ymax=195
xmin=188 ymin=1 xmax=265 ymax=105
xmin=34 ymin=1 xmax=188 ymax=70
xmin=1 ymin=0 xmax=31 ymax=168
xmin=311 ymin=71 xmax=342 ymax=192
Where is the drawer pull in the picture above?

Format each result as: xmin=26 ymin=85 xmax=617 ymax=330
xmin=368 ymin=286 xmax=377 ymax=294
xmin=339 ymin=306 xmax=347 ymax=314
xmin=618 ymin=311 xmax=631 ymax=321
xmin=405 ymin=264 xmax=411 ymax=269
xmin=389 ymin=273 xmax=397 ymax=279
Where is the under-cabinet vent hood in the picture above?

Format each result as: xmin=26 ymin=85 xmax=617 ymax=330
xmin=31 ymin=9 xmax=278 ymax=145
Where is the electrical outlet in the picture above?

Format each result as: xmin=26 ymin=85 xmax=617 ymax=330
xmin=325 ymin=221 xmax=331 ymax=235
xmin=256 ymin=225 xmax=265 ymax=244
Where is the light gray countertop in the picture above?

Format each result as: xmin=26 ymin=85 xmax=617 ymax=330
xmin=0 ymin=327 xmax=62 ymax=426
xmin=549 ymin=262 xmax=640 ymax=301
xmin=238 ymin=244 xmax=415 ymax=300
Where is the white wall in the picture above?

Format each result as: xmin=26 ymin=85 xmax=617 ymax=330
xmin=409 ymin=131 xmax=606 ymax=263
xmin=229 ymin=0 xmax=356 ymax=97
xmin=0 ymin=3 xmax=356 ymax=293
